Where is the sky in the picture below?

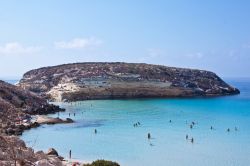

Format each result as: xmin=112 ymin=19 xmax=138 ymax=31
xmin=0 ymin=0 xmax=250 ymax=79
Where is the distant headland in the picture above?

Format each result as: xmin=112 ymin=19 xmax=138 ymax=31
xmin=18 ymin=62 xmax=240 ymax=102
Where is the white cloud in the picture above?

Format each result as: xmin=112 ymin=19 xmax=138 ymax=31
xmin=0 ymin=42 xmax=42 ymax=55
xmin=54 ymin=37 xmax=102 ymax=49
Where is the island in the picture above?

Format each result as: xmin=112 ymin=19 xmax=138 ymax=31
xmin=18 ymin=62 xmax=239 ymax=102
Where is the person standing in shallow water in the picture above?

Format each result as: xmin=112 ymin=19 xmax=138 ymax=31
xmin=148 ymin=133 xmax=151 ymax=139
xmin=94 ymin=129 xmax=97 ymax=134
xmin=69 ymin=150 xmax=71 ymax=159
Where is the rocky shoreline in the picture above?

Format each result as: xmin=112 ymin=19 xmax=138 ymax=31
xmin=0 ymin=135 xmax=64 ymax=166
xmin=0 ymin=80 xmax=67 ymax=136
xmin=0 ymin=80 xmax=119 ymax=166
xmin=0 ymin=80 xmax=71 ymax=165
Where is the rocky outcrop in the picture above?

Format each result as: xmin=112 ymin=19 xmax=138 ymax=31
xmin=36 ymin=115 xmax=74 ymax=125
xmin=18 ymin=62 xmax=239 ymax=101
xmin=0 ymin=80 xmax=65 ymax=136
xmin=47 ymin=148 xmax=59 ymax=156
xmin=0 ymin=135 xmax=63 ymax=166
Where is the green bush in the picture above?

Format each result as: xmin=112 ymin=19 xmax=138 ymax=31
xmin=83 ymin=159 xmax=120 ymax=166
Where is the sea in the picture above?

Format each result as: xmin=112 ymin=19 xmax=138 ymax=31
xmin=11 ymin=78 xmax=250 ymax=166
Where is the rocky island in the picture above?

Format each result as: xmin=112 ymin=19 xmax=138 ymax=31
xmin=18 ymin=62 xmax=239 ymax=102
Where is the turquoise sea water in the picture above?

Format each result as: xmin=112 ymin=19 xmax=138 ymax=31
xmin=21 ymin=79 xmax=250 ymax=166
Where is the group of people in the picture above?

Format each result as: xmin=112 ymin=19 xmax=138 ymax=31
xmin=133 ymin=122 xmax=141 ymax=127
xmin=146 ymin=120 xmax=239 ymax=145
xmin=68 ymin=113 xmax=76 ymax=117
xmin=66 ymin=107 xmax=239 ymax=158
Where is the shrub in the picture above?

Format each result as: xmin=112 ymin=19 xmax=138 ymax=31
xmin=83 ymin=159 xmax=120 ymax=166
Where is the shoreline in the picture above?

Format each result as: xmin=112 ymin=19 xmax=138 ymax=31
xmin=55 ymin=91 xmax=240 ymax=103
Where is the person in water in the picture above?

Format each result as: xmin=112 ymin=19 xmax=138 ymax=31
xmin=148 ymin=133 xmax=151 ymax=139
xmin=191 ymin=138 xmax=194 ymax=143
xmin=190 ymin=124 xmax=193 ymax=129
xmin=94 ymin=129 xmax=97 ymax=134
xmin=210 ymin=126 xmax=213 ymax=130
xmin=227 ymin=128 xmax=230 ymax=132
xmin=69 ymin=113 xmax=70 ymax=117
xmin=169 ymin=120 xmax=172 ymax=123
xmin=69 ymin=150 xmax=72 ymax=159
xmin=186 ymin=134 xmax=188 ymax=140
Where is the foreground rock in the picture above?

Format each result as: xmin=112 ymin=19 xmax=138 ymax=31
xmin=47 ymin=148 xmax=59 ymax=156
xmin=19 ymin=62 xmax=239 ymax=102
xmin=0 ymin=135 xmax=63 ymax=166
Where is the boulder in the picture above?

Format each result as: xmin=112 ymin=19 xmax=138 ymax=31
xmin=66 ymin=118 xmax=74 ymax=123
xmin=35 ymin=157 xmax=63 ymax=166
xmin=35 ymin=159 xmax=54 ymax=166
xmin=47 ymin=148 xmax=58 ymax=156
xmin=35 ymin=151 xmax=48 ymax=160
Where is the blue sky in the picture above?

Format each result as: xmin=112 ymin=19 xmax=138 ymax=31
xmin=0 ymin=0 xmax=250 ymax=79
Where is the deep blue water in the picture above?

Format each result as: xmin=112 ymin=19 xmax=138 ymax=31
xmin=19 ymin=78 xmax=250 ymax=166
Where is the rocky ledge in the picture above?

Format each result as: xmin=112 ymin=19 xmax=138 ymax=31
xmin=18 ymin=62 xmax=239 ymax=102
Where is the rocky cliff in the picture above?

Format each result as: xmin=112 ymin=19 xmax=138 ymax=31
xmin=18 ymin=62 xmax=239 ymax=102
xmin=0 ymin=80 xmax=64 ymax=135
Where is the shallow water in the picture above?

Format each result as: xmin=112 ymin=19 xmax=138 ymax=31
xmin=21 ymin=79 xmax=250 ymax=166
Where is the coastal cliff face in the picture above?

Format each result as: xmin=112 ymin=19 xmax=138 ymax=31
xmin=18 ymin=62 xmax=239 ymax=102
xmin=0 ymin=80 xmax=64 ymax=135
